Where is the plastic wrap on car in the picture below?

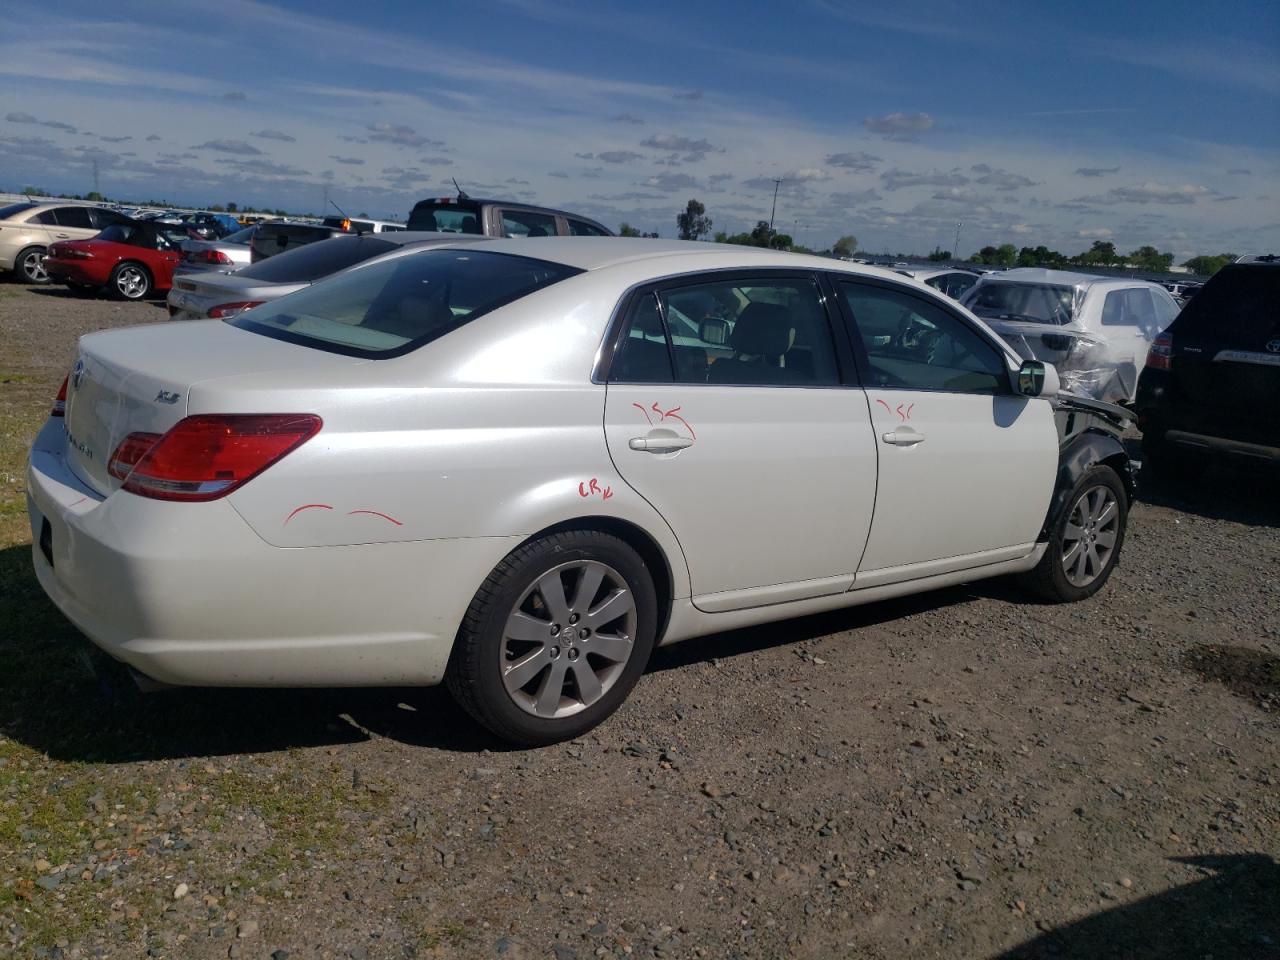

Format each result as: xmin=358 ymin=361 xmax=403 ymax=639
xmin=982 ymin=318 xmax=1141 ymax=404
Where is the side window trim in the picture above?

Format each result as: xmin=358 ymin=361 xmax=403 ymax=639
xmin=829 ymin=273 xmax=1015 ymax=395
xmin=596 ymin=268 xmax=858 ymax=387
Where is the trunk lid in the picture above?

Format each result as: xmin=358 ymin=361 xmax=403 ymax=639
xmin=62 ymin=320 xmax=357 ymax=495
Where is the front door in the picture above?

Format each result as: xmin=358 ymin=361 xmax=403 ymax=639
xmin=602 ymin=272 xmax=878 ymax=612
xmin=834 ymin=278 xmax=1058 ymax=584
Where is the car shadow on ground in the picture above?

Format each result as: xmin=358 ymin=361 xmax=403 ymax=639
xmin=1128 ymin=437 xmax=1279 ymax=528
xmin=1 ymin=540 xmax=1000 ymax=763
xmin=991 ymin=853 xmax=1279 ymax=959
xmin=25 ymin=285 xmax=168 ymax=306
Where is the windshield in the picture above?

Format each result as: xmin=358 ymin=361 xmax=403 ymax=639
xmin=237 ymin=236 xmax=397 ymax=283
xmin=231 ymin=249 xmax=581 ymax=358
xmin=407 ymin=202 xmax=484 ymax=234
xmin=965 ymin=281 xmax=1077 ymax=325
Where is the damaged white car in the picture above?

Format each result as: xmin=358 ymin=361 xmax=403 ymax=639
xmin=962 ymin=269 xmax=1180 ymax=404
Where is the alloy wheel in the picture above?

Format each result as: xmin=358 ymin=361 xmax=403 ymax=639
xmin=116 ymin=266 xmax=147 ymax=299
xmin=499 ymin=560 xmax=637 ymax=719
xmin=20 ymin=249 xmax=48 ymax=283
xmin=1060 ymin=484 xmax=1119 ymax=588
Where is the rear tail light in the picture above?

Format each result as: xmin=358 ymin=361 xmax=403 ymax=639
xmin=207 ymin=300 xmax=264 ymax=319
xmin=52 ymin=375 xmax=68 ymax=417
xmin=115 ymin=414 xmax=322 ymax=501
xmin=185 ymin=248 xmax=234 ymax=265
xmin=108 ymin=432 xmax=161 ymax=479
xmin=1147 ymin=332 xmax=1173 ymax=371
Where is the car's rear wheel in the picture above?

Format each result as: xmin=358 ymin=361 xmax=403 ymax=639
xmin=446 ymin=530 xmax=657 ymax=745
xmin=17 ymin=246 xmax=49 ymax=284
xmin=1022 ymin=465 xmax=1127 ymax=602
xmin=110 ymin=262 xmax=151 ymax=300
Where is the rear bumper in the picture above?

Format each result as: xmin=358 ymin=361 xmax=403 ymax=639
xmin=26 ymin=418 xmax=517 ymax=687
xmin=1164 ymin=429 xmax=1280 ymax=466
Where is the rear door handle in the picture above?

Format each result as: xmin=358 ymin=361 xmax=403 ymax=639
xmin=629 ymin=434 xmax=694 ymax=453
xmin=881 ymin=427 xmax=925 ymax=447
xmin=54 ymin=233 xmax=71 ymax=238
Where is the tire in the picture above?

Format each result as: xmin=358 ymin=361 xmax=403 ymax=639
xmin=1022 ymin=465 xmax=1127 ymax=603
xmin=16 ymin=246 xmax=49 ymax=284
xmin=446 ymin=530 xmax=658 ymax=746
xmin=109 ymin=262 xmax=151 ymax=301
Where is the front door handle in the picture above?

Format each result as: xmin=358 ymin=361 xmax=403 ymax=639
xmin=55 ymin=233 xmax=71 ymax=238
xmin=629 ymin=433 xmax=694 ymax=453
xmin=881 ymin=426 xmax=925 ymax=447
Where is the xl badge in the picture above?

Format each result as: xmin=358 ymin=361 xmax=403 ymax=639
xmin=155 ymin=389 xmax=181 ymax=405
xmin=70 ymin=359 xmax=85 ymax=390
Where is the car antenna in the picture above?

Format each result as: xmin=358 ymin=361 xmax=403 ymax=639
xmin=452 ymin=177 xmax=471 ymax=201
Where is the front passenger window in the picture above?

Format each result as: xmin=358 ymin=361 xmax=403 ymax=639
xmin=839 ymin=282 xmax=1007 ymax=393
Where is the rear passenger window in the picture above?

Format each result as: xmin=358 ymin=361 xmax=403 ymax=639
xmin=610 ymin=278 xmax=841 ymax=386
xmin=54 ymin=207 xmax=93 ymax=229
xmin=840 ymin=281 xmax=1007 ymax=393
xmin=568 ymin=219 xmax=608 ymax=237
xmin=1102 ymin=288 xmax=1159 ymax=334
xmin=500 ymin=210 xmax=558 ymax=238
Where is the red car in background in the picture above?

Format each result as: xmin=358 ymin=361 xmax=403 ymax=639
xmin=45 ymin=220 xmax=195 ymax=301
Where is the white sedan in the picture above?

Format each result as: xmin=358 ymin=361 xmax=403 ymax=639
xmin=28 ymin=240 xmax=1134 ymax=744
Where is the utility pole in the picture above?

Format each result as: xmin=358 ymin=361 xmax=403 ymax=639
xmin=768 ymin=178 xmax=784 ymax=233
xmin=92 ymin=158 xmax=100 ymax=197
xmin=953 ymin=220 xmax=963 ymax=261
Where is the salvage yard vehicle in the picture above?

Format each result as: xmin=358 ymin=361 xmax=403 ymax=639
xmin=167 ymin=231 xmax=481 ymax=321
xmin=43 ymin=219 xmax=195 ymax=300
xmin=1136 ymin=255 xmax=1279 ymax=475
xmin=0 ymin=201 xmax=130 ymax=284
xmin=962 ymin=268 xmax=1180 ymax=404
xmin=176 ymin=225 xmax=257 ymax=275
xmin=250 ymin=217 xmax=404 ymax=263
xmin=406 ymin=194 xmax=613 ymax=238
xmin=28 ymin=239 xmax=1134 ymax=745
xmin=892 ymin=267 xmax=980 ymax=300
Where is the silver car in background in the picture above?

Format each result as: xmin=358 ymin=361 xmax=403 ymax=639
xmin=166 ymin=231 xmax=479 ymax=321
xmin=175 ymin=226 xmax=258 ymax=276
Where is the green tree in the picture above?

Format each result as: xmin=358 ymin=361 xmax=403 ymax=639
xmin=619 ymin=223 xmax=641 ymax=237
xmin=1182 ymin=254 xmax=1236 ymax=276
xmin=84 ymin=191 xmax=104 ymax=202
xmin=770 ymin=233 xmax=793 ymax=250
xmin=749 ymin=220 xmax=774 ymax=247
xmin=927 ymin=247 xmax=951 ymax=262
xmin=1128 ymin=245 xmax=1175 ymax=272
xmin=995 ymin=243 xmax=1017 ymax=267
xmin=1078 ymin=240 xmax=1119 ymax=266
xmin=676 ymin=199 xmax=712 ymax=241
xmin=227 ymin=202 xmax=238 ymax=213
xmin=832 ymin=235 xmax=858 ymax=258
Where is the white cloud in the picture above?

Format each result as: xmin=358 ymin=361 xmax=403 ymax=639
xmin=881 ymin=168 xmax=969 ymax=191
xmin=824 ymin=151 xmax=881 ymax=172
xmin=1077 ymin=227 xmax=1114 ymax=239
xmin=863 ymin=112 xmax=934 ymax=138
xmin=641 ymin=172 xmax=700 ymax=190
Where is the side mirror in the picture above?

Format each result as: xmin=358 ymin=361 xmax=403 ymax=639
xmin=699 ymin=317 xmax=731 ymax=346
xmin=1015 ymin=359 xmax=1060 ymax=398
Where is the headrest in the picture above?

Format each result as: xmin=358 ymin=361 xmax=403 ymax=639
xmin=732 ymin=302 xmax=793 ymax=358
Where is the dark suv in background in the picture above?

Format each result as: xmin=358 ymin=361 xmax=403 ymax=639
xmin=250 ymin=216 xmax=405 ymax=263
xmin=1136 ymin=256 xmax=1279 ymax=476
xmin=406 ymin=196 xmax=612 ymax=237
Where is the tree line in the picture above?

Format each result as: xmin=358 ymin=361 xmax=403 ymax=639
xmin=654 ymin=198 xmax=1239 ymax=276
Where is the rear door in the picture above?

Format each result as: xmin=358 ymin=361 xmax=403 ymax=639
xmin=51 ymin=206 xmax=98 ymax=242
xmin=1167 ymin=265 xmax=1280 ymax=445
xmin=602 ymin=271 xmax=878 ymax=612
xmin=834 ymin=277 xmax=1057 ymax=583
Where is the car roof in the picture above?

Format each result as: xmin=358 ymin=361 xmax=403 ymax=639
xmin=443 ymin=237 xmax=912 ymax=279
xmin=977 ymin=267 xmax=1157 ymax=290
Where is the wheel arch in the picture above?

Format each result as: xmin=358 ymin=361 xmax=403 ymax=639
xmin=1037 ymin=429 xmax=1134 ymax=542
xmin=520 ymin=515 xmax=677 ymax=643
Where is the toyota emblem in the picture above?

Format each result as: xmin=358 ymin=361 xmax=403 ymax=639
xmin=1267 ymin=339 xmax=1280 ymax=354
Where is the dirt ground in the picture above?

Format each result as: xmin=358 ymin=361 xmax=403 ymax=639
xmin=1 ymin=281 xmax=1276 ymax=960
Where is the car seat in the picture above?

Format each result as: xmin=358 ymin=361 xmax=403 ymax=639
xmin=706 ymin=302 xmax=799 ymax=384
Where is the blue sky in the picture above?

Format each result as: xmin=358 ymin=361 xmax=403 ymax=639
xmin=1 ymin=0 xmax=1276 ymax=258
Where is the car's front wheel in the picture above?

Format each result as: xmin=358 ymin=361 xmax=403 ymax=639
xmin=446 ymin=530 xmax=657 ymax=745
xmin=110 ymin=262 xmax=151 ymax=300
xmin=1022 ymin=465 xmax=1128 ymax=602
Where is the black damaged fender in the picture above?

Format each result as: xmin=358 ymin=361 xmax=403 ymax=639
xmin=1038 ymin=394 xmax=1137 ymax=542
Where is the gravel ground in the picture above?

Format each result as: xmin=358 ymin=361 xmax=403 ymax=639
xmin=1 ymin=281 xmax=1277 ymax=960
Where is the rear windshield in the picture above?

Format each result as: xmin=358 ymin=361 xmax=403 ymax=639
xmin=231 ymin=249 xmax=580 ymax=358
xmin=1174 ymin=265 xmax=1279 ymax=342
xmin=0 ymin=201 xmax=38 ymax=220
xmin=224 ymin=226 xmax=256 ymax=244
xmin=237 ymin=236 xmax=397 ymax=283
xmin=965 ymin=281 xmax=1077 ymax=325
xmin=407 ymin=202 xmax=484 ymax=234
